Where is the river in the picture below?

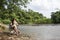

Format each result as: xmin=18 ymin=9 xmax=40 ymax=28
xmin=18 ymin=24 xmax=60 ymax=40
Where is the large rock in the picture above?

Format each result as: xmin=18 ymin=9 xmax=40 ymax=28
xmin=0 ymin=23 xmax=8 ymax=32
xmin=0 ymin=23 xmax=8 ymax=28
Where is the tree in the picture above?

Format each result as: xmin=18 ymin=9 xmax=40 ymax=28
xmin=0 ymin=0 xmax=31 ymax=24
xmin=51 ymin=11 xmax=60 ymax=23
xmin=0 ymin=0 xmax=31 ymax=10
xmin=0 ymin=0 xmax=31 ymax=18
xmin=0 ymin=0 xmax=52 ymax=24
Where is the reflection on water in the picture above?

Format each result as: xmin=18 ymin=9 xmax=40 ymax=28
xmin=18 ymin=24 xmax=60 ymax=40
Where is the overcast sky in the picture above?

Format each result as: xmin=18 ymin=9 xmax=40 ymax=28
xmin=27 ymin=0 xmax=60 ymax=18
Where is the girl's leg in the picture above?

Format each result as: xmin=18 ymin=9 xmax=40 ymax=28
xmin=14 ymin=27 xmax=18 ymax=36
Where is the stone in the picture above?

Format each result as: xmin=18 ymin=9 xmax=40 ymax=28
xmin=0 ymin=32 xmax=32 ymax=40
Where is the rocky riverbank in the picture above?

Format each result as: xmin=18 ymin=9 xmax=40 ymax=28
xmin=0 ymin=23 xmax=33 ymax=40
xmin=0 ymin=32 xmax=32 ymax=40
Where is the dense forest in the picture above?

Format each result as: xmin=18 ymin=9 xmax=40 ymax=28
xmin=0 ymin=0 xmax=60 ymax=24
xmin=51 ymin=11 xmax=60 ymax=24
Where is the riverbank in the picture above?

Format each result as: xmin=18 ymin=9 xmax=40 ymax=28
xmin=0 ymin=23 xmax=33 ymax=40
xmin=0 ymin=32 xmax=32 ymax=40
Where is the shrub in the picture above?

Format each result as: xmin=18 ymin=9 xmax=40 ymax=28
xmin=2 ymin=19 xmax=11 ymax=24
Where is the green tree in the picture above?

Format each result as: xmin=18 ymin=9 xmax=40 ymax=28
xmin=0 ymin=0 xmax=31 ymax=18
xmin=51 ymin=11 xmax=60 ymax=23
xmin=0 ymin=0 xmax=31 ymax=24
xmin=0 ymin=0 xmax=52 ymax=24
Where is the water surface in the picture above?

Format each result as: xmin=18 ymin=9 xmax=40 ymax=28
xmin=18 ymin=24 xmax=60 ymax=40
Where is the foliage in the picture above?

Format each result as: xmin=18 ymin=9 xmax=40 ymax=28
xmin=0 ymin=0 xmax=52 ymax=24
xmin=0 ymin=9 xmax=52 ymax=24
xmin=51 ymin=11 xmax=60 ymax=23
xmin=2 ymin=19 xmax=11 ymax=24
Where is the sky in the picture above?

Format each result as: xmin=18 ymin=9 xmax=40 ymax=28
xmin=27 ymin=0 xmax=60 ymax=18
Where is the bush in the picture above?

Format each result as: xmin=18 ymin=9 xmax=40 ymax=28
xmin=2 ymin=19 xmax=11 ymax=24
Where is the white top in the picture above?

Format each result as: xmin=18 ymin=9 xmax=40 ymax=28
xmin=10 ymin=20 xmax=18 ymax=29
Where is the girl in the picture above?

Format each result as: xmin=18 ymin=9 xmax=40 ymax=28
xmin=9 ymin=18 xmax=20 ymax=35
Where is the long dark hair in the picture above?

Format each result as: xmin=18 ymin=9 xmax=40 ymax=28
xmin=11 ymin=18 xmax=15 ymax=25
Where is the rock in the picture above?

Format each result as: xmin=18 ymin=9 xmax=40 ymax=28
xmin=0 ymin=32 xmax=33 ymax=40
xmin=0 ymin=23 xmax=8 ymax=31
xmin=0 ymin=23 xmax=8 ymax=28
xmin=0 ymin=23 xmax=33 ymax=40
